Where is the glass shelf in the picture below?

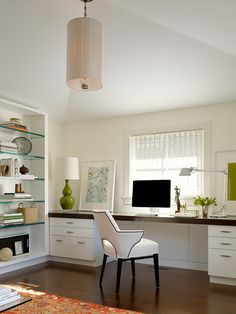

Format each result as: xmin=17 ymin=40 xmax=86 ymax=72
xmin=0 ymin=200 xmax=45 ymax=204
xmin=0 ymin=151 xmax=44 ymax=159
xmin=0 ymin=221 xmax=45 ymax=229
xmin=0 ymin=176 xmax=44 ymax=181
xmin=0 ymin=125 xmax=44 ymax=139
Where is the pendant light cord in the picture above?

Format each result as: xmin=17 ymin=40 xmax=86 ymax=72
xmin=84 ymin=1 xmax=87 ymax=17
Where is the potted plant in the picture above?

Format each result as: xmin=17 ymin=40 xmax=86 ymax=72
xmin=193 ymin=196 xmax=217 ymax=217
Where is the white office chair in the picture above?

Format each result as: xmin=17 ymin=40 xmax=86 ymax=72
xmin=93 ymin=210 xmax=160 ymax=293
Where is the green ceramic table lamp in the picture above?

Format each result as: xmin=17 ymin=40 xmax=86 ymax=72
xmin=56 ymin=157 xmax=80 ymax=210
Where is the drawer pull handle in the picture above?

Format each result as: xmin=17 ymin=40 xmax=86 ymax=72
xmin=66 ymin=222 xmax=74 ymax=224
xmin=221 ymin=231 xmax=232 ymax=233
xmin=78 ymin=241 xmax=85 ymax=244
xmin=220 ymin=254 xmax=232 ymax=258
xmin=67 ymin=231 xmax=74 ymax=234
xmin=56 ymin=240 xmax=63 ymax=242
xmin=220 ymin=243 xmax=231 ymax=246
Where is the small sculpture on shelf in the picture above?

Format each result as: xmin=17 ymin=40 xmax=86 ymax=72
xmin=174 ymin=185 xmax=182 ymax=213
xmin=15 ymin=183 xmax=23 ymax=193
xmin=19 ymin=165 xmax=29 ymax=175
xmin=0 ymin=165 xmax=9 ymax=176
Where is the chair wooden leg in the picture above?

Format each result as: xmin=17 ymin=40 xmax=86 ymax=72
xmin=131 ymin=258 xmax=135 ymax=278
xmin=100 ymin=254 xmax=107 ymax=286
xmin=116 ymin=259 xmax=123 ymax=293
xmin=153 ymin=253 xmax=159 ymax=288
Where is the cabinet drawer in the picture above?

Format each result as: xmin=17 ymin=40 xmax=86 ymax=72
xmin=209 ymin=237 xmax=236 ymax=250
xmin=208 ymin=226 xmax=236 ymax=238
xmin=50 ymin=217 xmax=93 ymax=228
xmin=208 ymin=248 xmax=236 ymax=278
xmin=50 ymin=226 xmax=93 ymax=238
xmin=70 ymin=237 xmax=94 ymax=261
xmin=50 ymin=235 xmax=70 ymax=258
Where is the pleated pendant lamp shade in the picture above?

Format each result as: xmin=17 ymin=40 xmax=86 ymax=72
xmin=67 ymin=16 xmax=103 ymax=91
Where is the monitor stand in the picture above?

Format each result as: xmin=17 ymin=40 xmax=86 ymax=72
xmin=150 ymin=207 xmax=159 ymax=215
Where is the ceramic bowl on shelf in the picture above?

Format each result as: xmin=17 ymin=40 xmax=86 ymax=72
xmin=12 ymin=137 xmax=32 ymax=155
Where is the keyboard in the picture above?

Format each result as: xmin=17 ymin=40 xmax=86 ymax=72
xmin=136 ymin=213 xmax=158 ymax=217
xmin=174 ymin=212 xmax=198 ymax=218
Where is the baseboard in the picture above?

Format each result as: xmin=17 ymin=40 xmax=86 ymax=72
xmin=105 ymin=256 xmax=207 ymax=271
xmin=210 ymin=276 xmax=236 ymax=286
xmin=134 ymin=257 xmax=208 ymax=271
xmin=48 ymin=256 xmax=101 ymax=267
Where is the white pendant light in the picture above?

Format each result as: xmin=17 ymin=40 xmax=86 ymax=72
xmin=67 ymin=0 xmax=103 ymax=91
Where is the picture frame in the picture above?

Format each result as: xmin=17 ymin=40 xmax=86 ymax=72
xmin=79 ymin=160 xmax=116 ymax=212
xmin=14 ymin=240 xmax=23 ymax=255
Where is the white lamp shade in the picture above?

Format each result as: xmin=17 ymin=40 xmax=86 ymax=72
xmin=67 ymin=17 xmax=103 ymax=91
xmin=56 ymin=157 xmax=80 ymax=180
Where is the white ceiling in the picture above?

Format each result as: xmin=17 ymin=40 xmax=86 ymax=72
xmin=0 ymin=0 xmax=236 ymax=122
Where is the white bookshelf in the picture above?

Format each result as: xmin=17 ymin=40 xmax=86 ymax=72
xmin=0 ymin=98 xmax=48 ymax=272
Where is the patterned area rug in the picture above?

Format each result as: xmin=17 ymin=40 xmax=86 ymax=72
xmin=3 ymin=285 xmax=142 ymax=314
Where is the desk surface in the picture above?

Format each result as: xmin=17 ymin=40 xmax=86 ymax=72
xmin=49 ymin=211 xmax=236 ymax=226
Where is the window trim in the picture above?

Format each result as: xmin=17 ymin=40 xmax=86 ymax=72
xmin=123 ymin=122 xmax=211 ymax=204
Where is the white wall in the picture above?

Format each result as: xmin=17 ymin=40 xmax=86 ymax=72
xmin=48 ymin=120 xmax=65 ymax=211
xmin=49 ymin=102 xmax=236 ymax=214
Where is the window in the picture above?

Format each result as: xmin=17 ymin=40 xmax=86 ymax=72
xmin=128 ymin=129 xmax=204 ymax=201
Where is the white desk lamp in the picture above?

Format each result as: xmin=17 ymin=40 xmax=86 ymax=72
xmin=179 ymin=167 xmax=227 ymax=176
xmin=179 ymin=167 xmax=227 ymax=216
xmin=56 ymin=157 xmax=80 ymax=210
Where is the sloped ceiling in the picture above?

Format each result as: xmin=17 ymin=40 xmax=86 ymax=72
xmin=0 ymin=0 xmax=236 ymax=122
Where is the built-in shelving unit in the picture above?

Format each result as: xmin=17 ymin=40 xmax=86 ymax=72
xmin=0 ymin=97 xmax=48 ymax=272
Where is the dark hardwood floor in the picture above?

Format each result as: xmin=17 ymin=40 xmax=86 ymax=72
xmin=1 ymin=261 xmax=236 ymax=314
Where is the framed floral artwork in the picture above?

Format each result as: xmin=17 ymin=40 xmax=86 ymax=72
xmin=79 ymin=160 xmax=116 ymax=212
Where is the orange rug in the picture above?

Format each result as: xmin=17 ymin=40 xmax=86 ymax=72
xmin=3 ymin=285 xmax=142 ymax=314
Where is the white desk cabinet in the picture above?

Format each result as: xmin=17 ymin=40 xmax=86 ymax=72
xmin=49 ymin=217 xmax=102 ymax=265
xmin=208 ymin=225 xmax=236 ymax=285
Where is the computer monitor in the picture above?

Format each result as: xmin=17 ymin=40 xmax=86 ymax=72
xmin=132 ymin=180 xmax=171 ymax=210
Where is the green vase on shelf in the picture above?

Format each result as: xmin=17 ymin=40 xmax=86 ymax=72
xmin=60 ymin=179 xmax=75 ymax=210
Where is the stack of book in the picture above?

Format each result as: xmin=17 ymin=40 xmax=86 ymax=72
xmin=0 ymin=285 xmax=21 ymax=309
xmin=0 ymin=142 xmax=18 ymax=154
xmin=0 ymin=193 xmax=33 ymax=202
xmin=0 ymin=121 xmax=28 ymax=132
xmin=0 ymin=213 xmax=24 ymax=226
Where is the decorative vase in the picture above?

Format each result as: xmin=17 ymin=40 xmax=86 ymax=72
xmin=202 ymin=205 xmax=209 ymax=218
xmin=60 ymin=179 xmax=75 ymax=210
xmin=20 ymin=165 xmax=29 ymax=175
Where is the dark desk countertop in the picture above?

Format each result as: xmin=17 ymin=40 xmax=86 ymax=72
xmin=48 ymin=211 xmax=236 ymax=226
